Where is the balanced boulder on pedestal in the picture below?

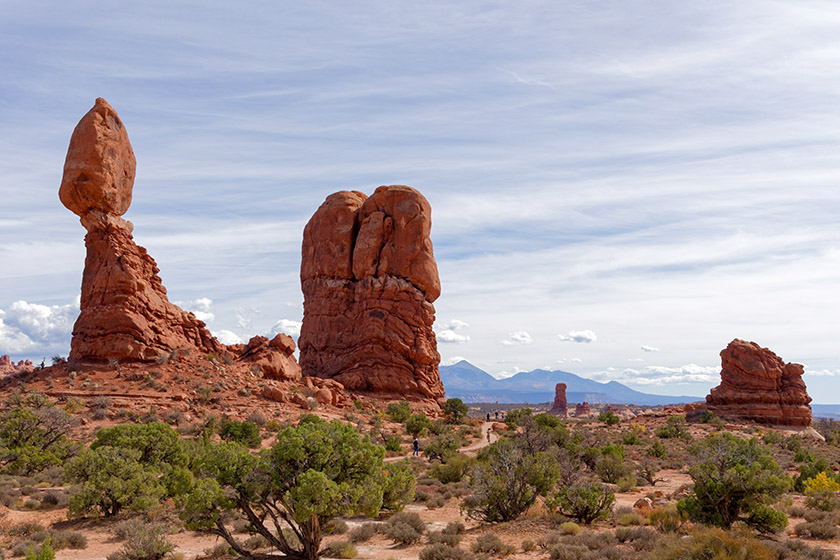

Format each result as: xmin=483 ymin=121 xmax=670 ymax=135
xmin=60 ymin=98 xmax=226 ymax=363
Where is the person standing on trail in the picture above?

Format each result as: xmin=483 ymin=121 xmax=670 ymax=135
xmin=486 ymin=413 xmax=490 ymax=421
xmin=413 ymin=437 xmax=419 ymax=456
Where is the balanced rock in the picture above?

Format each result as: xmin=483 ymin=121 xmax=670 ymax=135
xmin=687 ymin=339 xmax=811 ymax=426
xmin=298 ymin=186 xmax=444 ymax=406
xmin=549 ymin=383 xmax=568 ymax=417
xmin=60 ymin=99 xmax=226 ymax=363
xmin=575 ymin=402 xmax=591 ymax=416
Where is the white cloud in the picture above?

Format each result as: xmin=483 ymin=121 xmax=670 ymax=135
xmin=588 ymin=363 xmax=719 ymax=386
xmin=177 ymin=297 xmax=215 ymax=323
xmin=502 ymin=331 xmax=533 ymax=345
xmin=436 ymin=319 xmax=471 ymax=343
xmin=0 ymin=299 xmax=78 ymax=356
xmin=439 ymin=319 xmax=470 ymax=331
xmin=437 ymin=330 xmax=471 ymax=344
xmin=212 ymin=329 xmax=243 ymax=345
xmin=641 ymin=345 xmax=660 ymax=352
xmin=570 ymin=358 xmax=583 ymax=363
xmin=558 ymin=330 xmax=597 ymax=344
xmin=272 ymin=319 xmax=302 ymax=338
xmin=805 ymin=369 xmax=840 ymax=377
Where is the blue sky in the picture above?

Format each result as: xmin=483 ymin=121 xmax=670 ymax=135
xmin=1 ymin=1 xmax=838 ymax=402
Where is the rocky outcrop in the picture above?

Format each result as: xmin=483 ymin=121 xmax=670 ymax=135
xmin=60 ymin=99 xmax=227 ymax=363
xmin=0 ymin=355 xmax=33 ymax=376
xmin=232 ymin=334 xmax=301 ymax=381
xmin=298 ymin=186 xmax=444 ymax=406
xmin=686 ymin=339 xmax=811 ymax=426
xmin=549 ymin=383 xmax=568 ymax=417
xmin=575 ymin=402 xmax=591 ymax=416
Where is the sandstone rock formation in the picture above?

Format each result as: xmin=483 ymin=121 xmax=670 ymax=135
xmin=60 ymin=98 xmax=226 ymax=363
xmin=686 ymin=339 xmax=812 ymax=426
xmin=0 ymin=355 xmax=33 ymax=376
xmin=549 ymin=383 xmax=568 ymax=417
xmin=575 ymin=402 xmax=591 ymax=416
xmin=298 ymin=186 xmax=444 ymax=406
xmin=231 ymin=334 xmax=301 ymax=381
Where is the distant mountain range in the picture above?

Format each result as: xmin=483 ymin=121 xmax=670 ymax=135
xmin=440 ymin=360 xmax=702 ymax=406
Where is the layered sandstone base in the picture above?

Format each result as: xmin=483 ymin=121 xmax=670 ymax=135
xmin=686 ymin=339 xmax=812 ymax=427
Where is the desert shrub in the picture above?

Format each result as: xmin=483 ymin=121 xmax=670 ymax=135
xmin=443 ymin=521 xmax=465 ymax=535
xmin=218 ymin=419 xmax=261 ymax=448
xmin=549 ymin=483 xmax=615 ymax=524
xmin=246 ymin=410 xmax=267 ymax=427
xmin=563 ymin=531 xmax=616 ymax=551
xmin=386 ymin=511 xmax=425 ymax=533
xmin=649 ymin=527 xmax=775 ymax=560
xmin=66 ymin=446 xmax=163 ymax=517
xmin=431 ymin=454 xmax=473 ymax=484
xmin=349 ymin=523 xmax=377 ymax=543
xmin=804 ymin=471 xmax=840 ymax=511
xmin=616 ymin=474 xmax=637 ymax=492
xmin=594 ymin=455 xmax=631 ymax=484
xmin=105 ymin=523 xmax=172 ymax=560
xmin=536 ymin=532 xmax=562 ymax=549
xmin=470 ymin=534 xmax=513 ymax=555
xmin=0 ymin=404 xmax=76 ymax=475
xmin=321 ymin=541 xmax=357 ymax=559
xmin=428 ymin=531 xmax=461 ymax=547
xmin=385 ymin=522 xmax=422 ymax=545
xmin=383 ymin=434 xmax=402 ymax=452
xmin=613 ymin=509 xmax=644 ymax=526
xmin=598 ymin=411 xmax=620 ymax=426
xmin=648 ymin=505 xmax=686 ymax=533
xmin=655 ymin=416 xmax=691 ymax=440
xmin=443 ymin=398 xmax=468 ymax=423
xmin=113 ymin=519 xmax=146 ymax=541
xmin=243 ymin=535 xmax=270 ymax=550
xmin=547 ymin=544 xmax=589 ymax=560
xmin=614 ymin=527 xmax=658 ymax=549
xmin=679 ymin=433 xmax=790 ymax=531
xmin=386 ymin=401 xmax=412 ymax=423
xmin=424 ymin=431 xmax=463 ymax=463
xmin=765 ymin=538 xmax=836 ymax=560
xmin=325 ymin=519 xmax=348 ymax=534
xmin=794 ymin=520 xmax=839 ymax=539
xmin=405 ymin=413 xmax=432 ymax=438
xmin=558 ymin=521 xmax=582 ymax=536
xmin=419 ymin=543 xmax=471 ymax=560
xmin=23 ymin=534 xmax=54 ymax=560
xmin=762 ymin=431 xmax=784 ymax=445
xmin=463 ymin=439 xmax=559 ymax=522
xmin=48 ymin=531 xmax=87 ymax=550
xmin=647 ymin=440 xmax=667 ymax=458
xmin=521 ymin=539 xmax=536 ymax=552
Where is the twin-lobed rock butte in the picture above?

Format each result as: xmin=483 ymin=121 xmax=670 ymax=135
xmin=549 ymin=383 xmax=568 ymax=417
xmin=687 ymin=339 xmax=812 ymax=426
xmin=575 ymin=402 xmax=591 ymax=416
xmin=298 ymin=186 xmax=445 ymax=406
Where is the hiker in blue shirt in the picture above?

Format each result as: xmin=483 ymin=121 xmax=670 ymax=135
xmin=413 ymin=437 xmax=420 ymax=456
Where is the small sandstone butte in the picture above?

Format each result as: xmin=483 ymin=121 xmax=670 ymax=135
xmin=299 ymin=186 xmax=444 ymax=406
xmin=549 ymin=383 xmax=568 ymax=417
xmin=575 ymin=402 xmax=591 ymax=416
xmin=60 ymin=99 xmax=226 ymax=363
xmin=687 ymin=339 xmax=812 ymax=426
